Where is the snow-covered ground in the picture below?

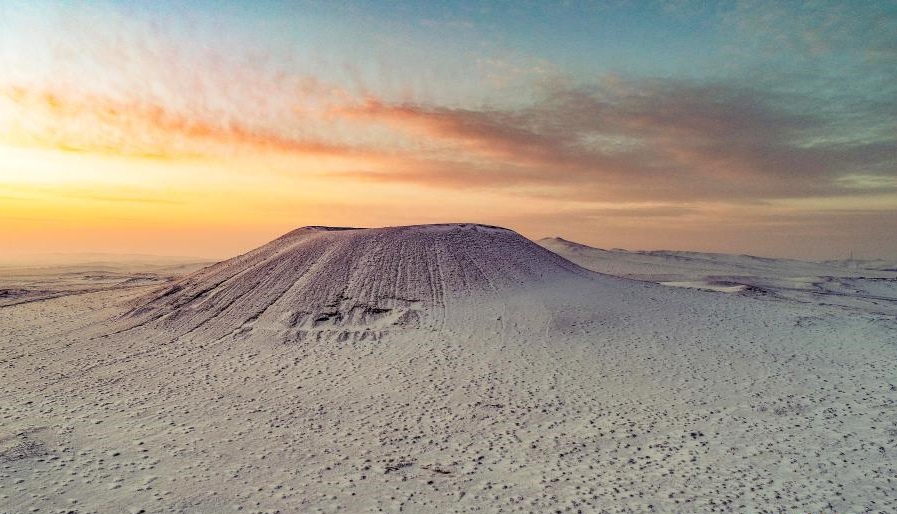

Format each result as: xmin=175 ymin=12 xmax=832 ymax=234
xmin=540 ymin=236 xmax=897 ymax=317
xmin=2 ymin=224 xmax=895 ymax=513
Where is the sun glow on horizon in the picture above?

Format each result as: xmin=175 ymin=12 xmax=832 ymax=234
xmin=1 ymin=1 xmax=895 ymax=261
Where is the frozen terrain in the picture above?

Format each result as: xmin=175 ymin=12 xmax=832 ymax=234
xmin=540 ymin=237 xmax=897 ymax=317
xmin=0 ymin=260 xmax=210 ymax=309
xmin=2 ymin=224 xmax=896 ymax=513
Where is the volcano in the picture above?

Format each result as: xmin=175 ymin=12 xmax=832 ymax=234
xmin=127 ymin=224 xmax=593 ymax=342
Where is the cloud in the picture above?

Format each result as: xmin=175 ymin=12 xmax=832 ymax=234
xmin=337 ymin=77 xmax=897 ymax=202
xmin=5 ymin=70 xmax=894 ymax=206
xmin=0 ymin=2 xmax=367 ymax=161
xmin=0 ymin=85 xmax=363 ymax=161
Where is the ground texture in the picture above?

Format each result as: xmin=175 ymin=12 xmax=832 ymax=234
xmin=2 ymin=225 xmax=896 ymax=513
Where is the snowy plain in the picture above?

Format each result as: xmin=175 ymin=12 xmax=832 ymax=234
xmin=2 ymin=224 xmax=896 ymax=513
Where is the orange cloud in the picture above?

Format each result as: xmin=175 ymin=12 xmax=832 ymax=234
xmin=0 ymin=85 xmax=357 ymax=161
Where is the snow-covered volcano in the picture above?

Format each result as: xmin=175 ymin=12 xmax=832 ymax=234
xmin=126 ymin=224 xmax=592 ymax=342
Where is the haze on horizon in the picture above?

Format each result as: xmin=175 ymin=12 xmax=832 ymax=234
xmin=1 ymin=0 xmax=895 ymax=261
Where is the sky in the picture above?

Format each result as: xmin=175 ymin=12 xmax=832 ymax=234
xmin=1 ymin=0 xmax=895 ymax=261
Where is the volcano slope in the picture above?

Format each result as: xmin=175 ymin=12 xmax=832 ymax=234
xmin=2 ymin=224 xmax=896 ymax=513
xmin=123 ymin=224 xmax=591 ymax=344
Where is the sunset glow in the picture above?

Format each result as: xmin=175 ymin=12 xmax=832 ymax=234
xmin=2 ymin=0 xmax=895 ymax=260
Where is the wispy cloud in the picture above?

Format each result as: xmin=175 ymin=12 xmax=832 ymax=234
xmin=4 ymin=59 xmax=894 ymax=206
xmin=0 ymin=85 xmax=359 ymax=160
xmin=337 ymin=78 xmax=897 ymax=202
